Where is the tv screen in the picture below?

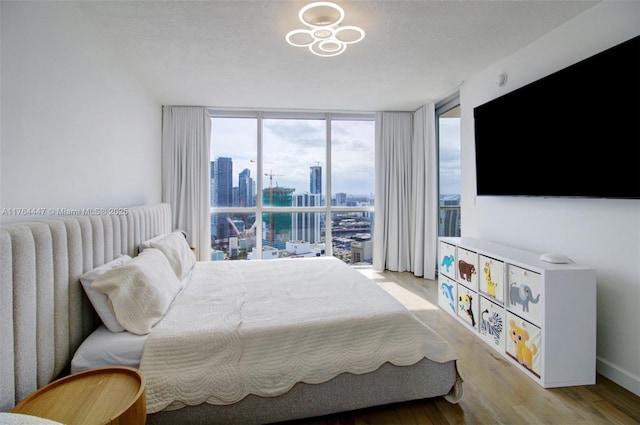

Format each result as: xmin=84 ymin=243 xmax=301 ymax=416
xmin=474 ymin=35 xmax=640 ymax=199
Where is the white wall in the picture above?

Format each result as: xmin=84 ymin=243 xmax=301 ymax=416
xmin=460 ymin=2 xmax=640 ymax=396
xmin=0 ymin=1 xmax=162 ymax=224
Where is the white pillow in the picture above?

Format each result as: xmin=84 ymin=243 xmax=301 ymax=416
xmin=149 ymin=231 xmax=196 ymax=280
xmin=138 ymin=234 xmax=166 ymax=253
xmin=80 ymin=255 xmax=132 ymax=332
xmin=91 ymin=248 xmax=182 ymax=335
xmin=71 ymin=325 xmax=147 ymax=373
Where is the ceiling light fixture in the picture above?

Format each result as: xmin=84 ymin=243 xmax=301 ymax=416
xmin=285 ymin=2 xmax=365 ymax=57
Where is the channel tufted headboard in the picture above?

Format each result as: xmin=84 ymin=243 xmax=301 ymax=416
xmin=0 ymin=203 xmax=172 ymax=411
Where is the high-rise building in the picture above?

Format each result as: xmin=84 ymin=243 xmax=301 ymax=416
xmin=439 ymin=195 xmax=461 ymax=237
xmin=238 ymin=168 xmax=254 ymax=207
xmin=292 ymin=192 xmax=321 ymax=244
xmin=211 ymin=157 xmax=233 ymax=242
xmin=263 ymin=187 xmax=294 ymax=250
xmin=296 ymin=165 xmax=323 ymax=244
xmin=310 ymin=165 xmax=322 ymax=195
xmin=335 ymin=192 xmax=347 ymax=206
xmin=211 ymin=157 xmax=233 ymax=207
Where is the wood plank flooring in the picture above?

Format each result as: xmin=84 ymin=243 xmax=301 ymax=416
xmin=277 ymin=268 xmax=640 ymax=425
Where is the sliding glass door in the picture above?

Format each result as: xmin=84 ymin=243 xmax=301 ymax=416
xmin=436 ymin=98 xmax=461 ymax=238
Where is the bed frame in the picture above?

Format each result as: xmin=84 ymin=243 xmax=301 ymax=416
xmin=0 ymin=203 xmax=460 ymax=424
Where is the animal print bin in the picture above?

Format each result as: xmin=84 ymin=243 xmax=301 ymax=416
xmin=506 ymin=312 xmax=542 ymax=378
xmin=479 ymin=255 xmax=505 ymax=304
xmin=507 ymin=264 xmax=543 ymax=326
xmin=438 ymin=275 xmax=458 ymax=317
xmin=456 ymin=247 xmax=478 ymax=291
xmin=457 ymin=283 xmax=479 ymax=331
xmin=479 ymin=296 xmax=506 ymax=351
xmin=439 ymin=241 xmax=457 ymax=280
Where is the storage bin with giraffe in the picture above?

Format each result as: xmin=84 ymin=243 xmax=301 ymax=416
xmin=479 ymin=255 xmax=505 ymax=304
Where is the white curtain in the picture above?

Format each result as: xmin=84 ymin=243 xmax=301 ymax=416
xmin=410 ymin=104 xmax=438 ymax=279
xmin=161 ymin=106 xmax=211 ymax=260
xmin=373 ymin=112 xmax=413 ymax=272
xmin=373 ymin=104 xmax=438 ymax=279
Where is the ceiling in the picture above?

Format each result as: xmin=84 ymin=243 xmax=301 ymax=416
xmin=76 ymin=0 xmax=598 ymax=112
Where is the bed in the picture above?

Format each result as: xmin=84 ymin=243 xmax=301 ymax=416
xmin=0 ymin=203 xmax=462 ymax=425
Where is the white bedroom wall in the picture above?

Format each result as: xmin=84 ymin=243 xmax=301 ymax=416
xmin=0 ymin=1 xmax=161 ymax=224
xmin=460 ymin=1 xmax=640 ymax=396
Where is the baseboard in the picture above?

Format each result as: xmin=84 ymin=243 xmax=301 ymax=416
xmin=597 ymin=357 xmax=640 ymax=397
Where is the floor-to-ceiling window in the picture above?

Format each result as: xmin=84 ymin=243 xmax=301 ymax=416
xmin=210 ymin=111 xmax=374 ymax=263
xmin=436 ymin=98 xmax=461 ymax=237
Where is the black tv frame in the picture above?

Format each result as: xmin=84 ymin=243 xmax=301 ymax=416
xmin=473 ymin=35 xmax=640 ymax=199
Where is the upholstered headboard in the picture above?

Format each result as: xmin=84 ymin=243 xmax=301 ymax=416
xmin=0 ymin=203 xmax=172 ymax=411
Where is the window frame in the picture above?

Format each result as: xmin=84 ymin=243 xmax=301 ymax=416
xmin=209 ymin=110 xmax=375 ymax=261
xmin=435 ymin=95 xmax=461 ymax=239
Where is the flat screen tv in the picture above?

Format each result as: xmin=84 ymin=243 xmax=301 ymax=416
xmin=474 ymin=35 xmax=640 ymax=199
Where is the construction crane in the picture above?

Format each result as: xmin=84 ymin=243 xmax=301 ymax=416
xmin=264 ymin=169 xmax=284 ymax=188
xmin=264 ymin=169 xmax=284 ymax=249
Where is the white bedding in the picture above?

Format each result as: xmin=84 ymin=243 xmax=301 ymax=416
xmin=139 ymin=257 xmax=458 ymax=413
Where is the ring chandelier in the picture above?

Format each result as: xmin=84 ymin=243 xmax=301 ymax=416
xmin=285 ymin=2 xmax=365 ymax=57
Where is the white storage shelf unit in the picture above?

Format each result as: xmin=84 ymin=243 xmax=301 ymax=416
xmin=437 ymin=236 xmax=597 ymax=388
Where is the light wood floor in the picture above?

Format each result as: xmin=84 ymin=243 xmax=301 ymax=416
xmin=279 ymin=268 xmax=640 ymax=425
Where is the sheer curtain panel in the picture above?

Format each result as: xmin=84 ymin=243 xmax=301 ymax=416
xmin=373 ymin=105 xmax=437 ymax=278
xmin=161 ymin=106 xmax=211 ymax=260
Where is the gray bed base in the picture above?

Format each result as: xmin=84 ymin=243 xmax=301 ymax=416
xmin=147 ymin=359 xmax=458 ymax=425
xmin=0 ymin=203 xmax=460 ymax=424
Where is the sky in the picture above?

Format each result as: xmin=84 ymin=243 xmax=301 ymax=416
xmin=438 ymin=117 xmax=461 ymax=196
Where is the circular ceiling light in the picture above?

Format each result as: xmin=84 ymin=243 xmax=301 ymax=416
xmin=334 ymin=26 xmax=365 ymax=44
xmin=310 ymin=40 xmax=346 ymax=57
xmin=286 ymin=29 xmax=316 ymax=47
xmin=299 ymin=2 xmax=344 ymax=27
xmin=285 ymin=1 xmax=365 ymax=57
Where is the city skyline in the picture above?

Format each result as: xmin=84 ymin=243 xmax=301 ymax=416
xmin=210 ymin=117 xmax=375 ymax=198
xmin=210 ymin=158 xmax=373 ymax=208
xmin=210 ymin=115 xmax=461 ymax=201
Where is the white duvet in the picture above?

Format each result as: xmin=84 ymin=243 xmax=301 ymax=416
xmin=139 ymin=257 xmax=457 ymax=413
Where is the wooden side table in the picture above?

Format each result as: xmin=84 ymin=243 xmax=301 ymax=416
xmin=12 ymin=366 xmax=146 ymax=425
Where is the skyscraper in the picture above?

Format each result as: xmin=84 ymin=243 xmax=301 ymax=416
xmin=211 ymin=157 xmax=233 ymax=243
xmin=211 ymin=157 xmax=233 ymax=207
xmin=263 ymin=187 xmax=294 ymax=250
xmin=238 ymin=168 xmax=254 ymax=207
xmin=310 ymin=165 xmax=321 ymax=195
xmin=292 ymin=192 xmax=321 ymax=244
xmin=299 ymin=165 xmax=323 ymax=244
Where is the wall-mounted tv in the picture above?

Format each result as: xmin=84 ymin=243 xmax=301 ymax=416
xmin=474 ymin=35 xmax=640 ymax=199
